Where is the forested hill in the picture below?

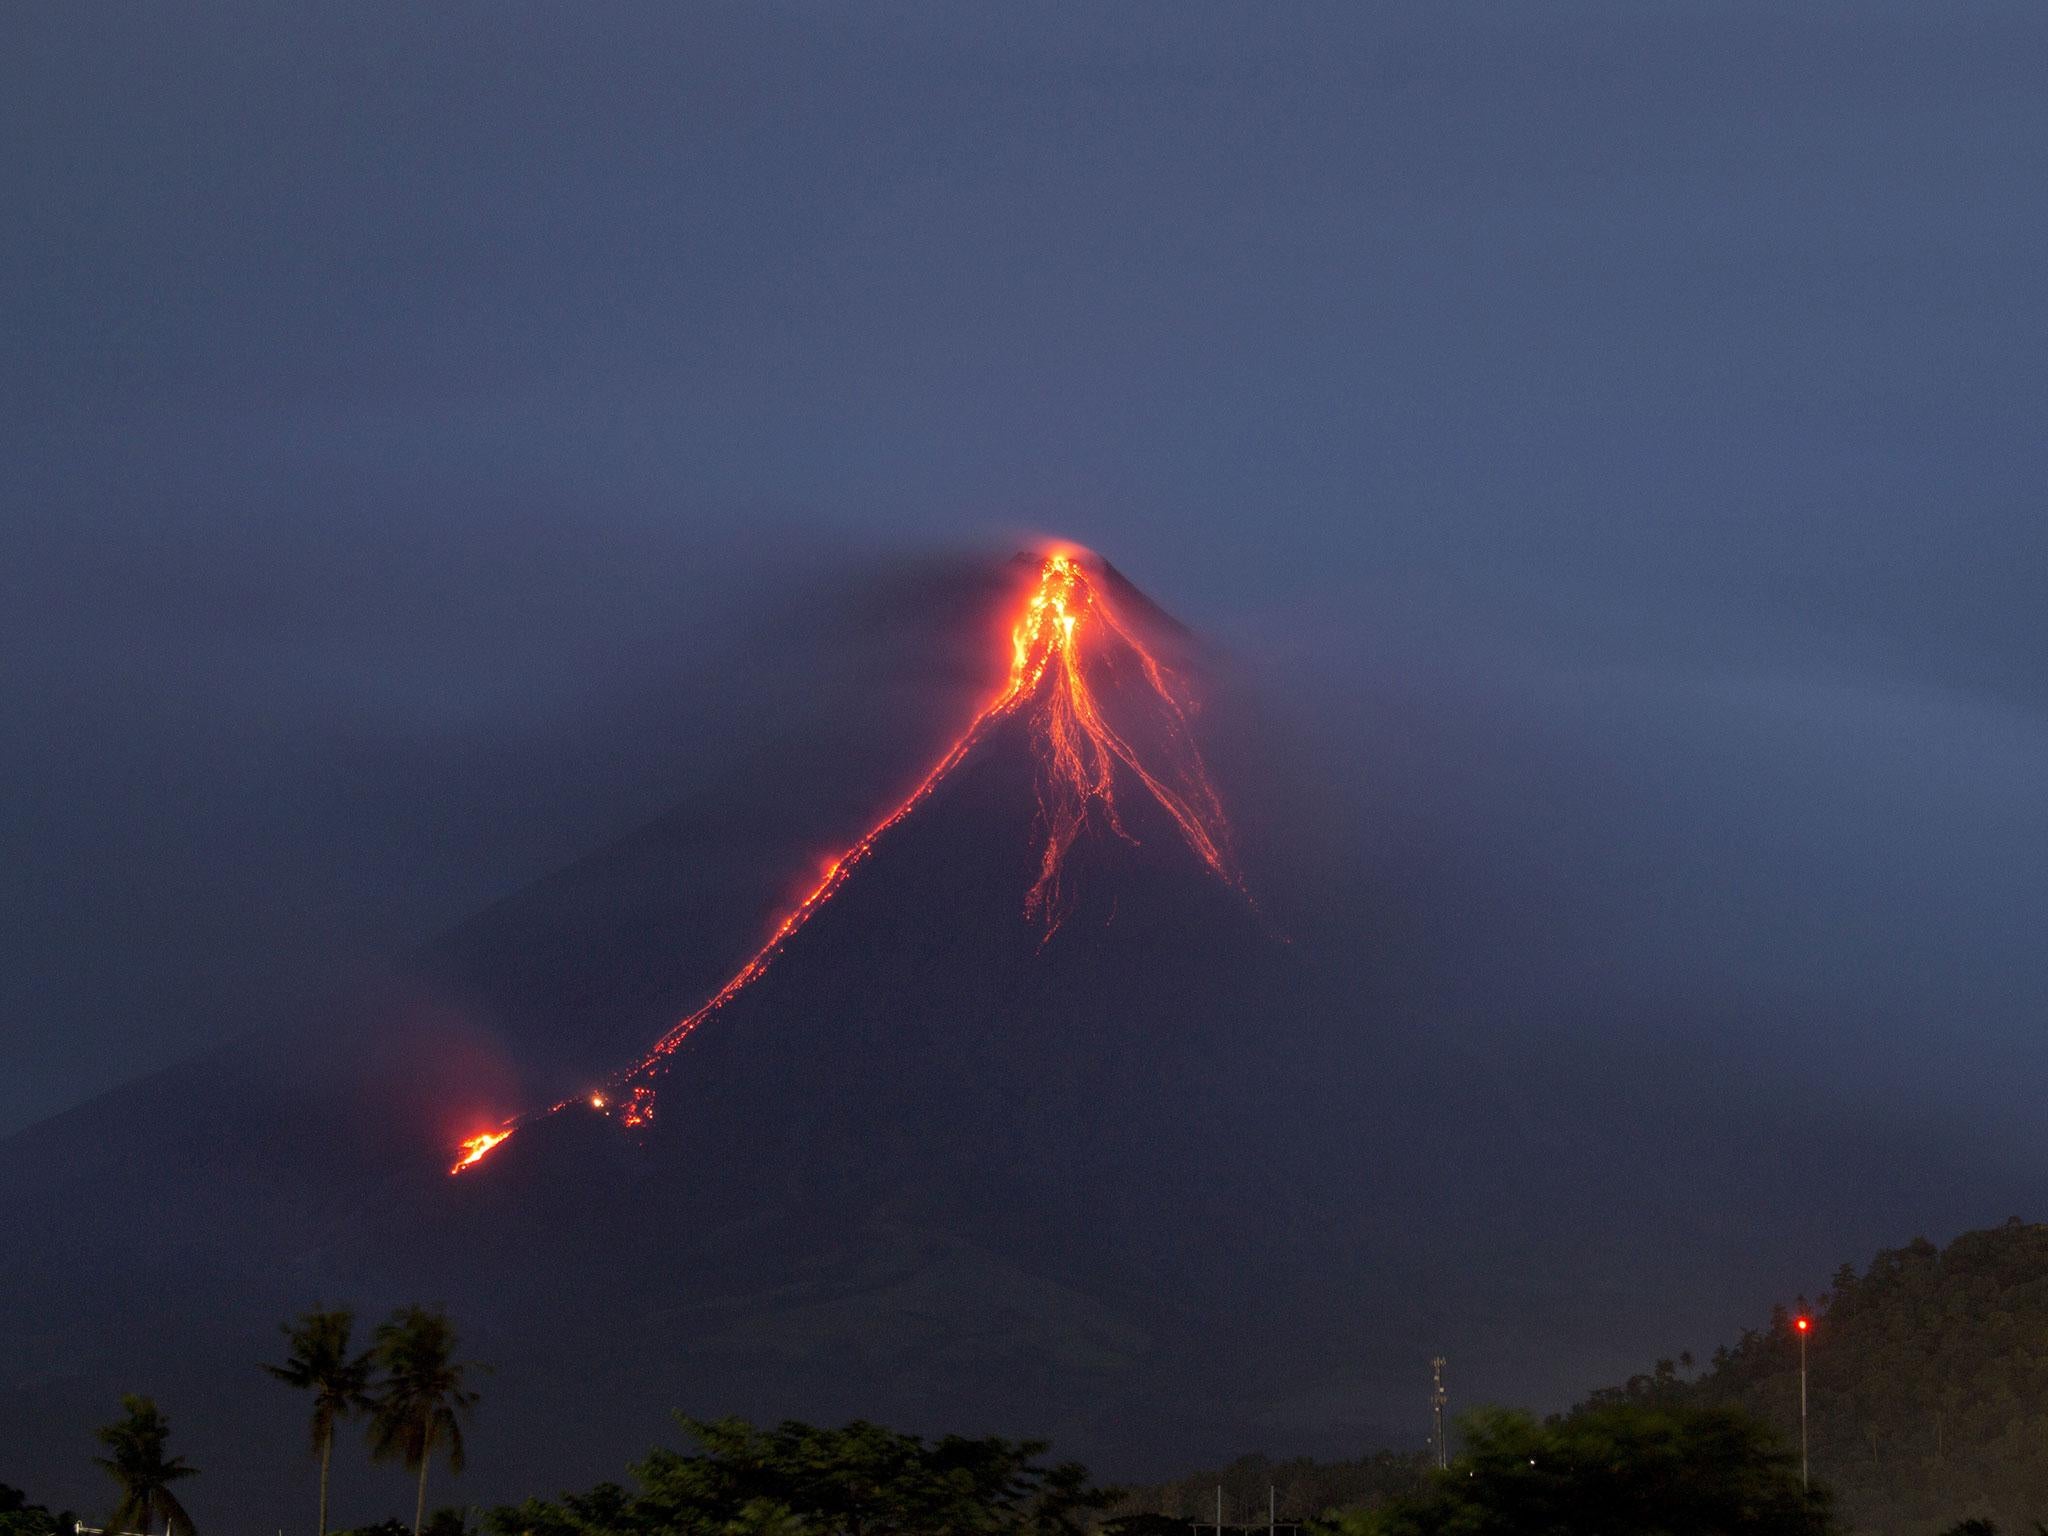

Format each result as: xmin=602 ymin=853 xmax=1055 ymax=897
xmin=1591 ymin=1217 xmax=2048 ymax=1535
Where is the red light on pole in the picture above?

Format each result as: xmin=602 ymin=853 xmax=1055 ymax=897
xmin=1793 ymin=1316 xmax=1811 ymax=1489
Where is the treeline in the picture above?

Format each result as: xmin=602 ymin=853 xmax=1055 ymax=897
xmin=1592 ymin=1217 xmax=2048 ymax=1535
xmin=0 ymin=1483 xmax=76 ymax=1536
xmin=487 ymin=1403 xmax=1840 ymax=1536
xmin=1110 ymin=1449 xmax=1428 ymax=1527
xmin=489 ymin=1401 xmax=1842 ymax=1536
xmin=31 ymin=1223 xmax=2048 ymax=1536
xmin=490 ymin=1417 xmax=1106 ymax=1536
xmin=1106 ymin=1405 xmax=1831 ymax=1534
xmin=18 ymin=1376 xmax=1840 ymax=1536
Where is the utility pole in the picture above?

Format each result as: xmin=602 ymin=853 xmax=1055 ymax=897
xmin=1431 ymin=1356 xmax=1449 ymax=1470
xmin=1795 ymin=1316 xmax=1811 ymax=1490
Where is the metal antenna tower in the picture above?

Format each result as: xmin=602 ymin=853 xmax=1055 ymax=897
xmin=1430 ymin=1356 xmax=1449 ymax=1469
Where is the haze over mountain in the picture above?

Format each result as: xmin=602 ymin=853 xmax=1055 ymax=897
xmin=3 ymin=548 xmax=2041 ymax=1531
xmin=7 ymin=7 xmax=2047 ymax=1531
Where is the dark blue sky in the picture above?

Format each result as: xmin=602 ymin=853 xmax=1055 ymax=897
xmin=4 ymin=2 xmax=2046 ymax=1148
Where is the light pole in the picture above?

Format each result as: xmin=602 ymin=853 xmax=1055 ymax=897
xmin=1794 ymin=1315 xmax=1811 ymax=1490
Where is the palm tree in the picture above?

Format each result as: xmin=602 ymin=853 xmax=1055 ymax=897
xmin=365 ymin=1307 xmax=481 ymax=1536
xmin=93 ymin=1395 xmax=197 ymax=1536
xmin=263 ymin=1307 xmax=374 ymax=1536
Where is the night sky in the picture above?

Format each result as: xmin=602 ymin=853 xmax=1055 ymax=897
xmin=6 ymin=0 xmax=2046 ymax=1199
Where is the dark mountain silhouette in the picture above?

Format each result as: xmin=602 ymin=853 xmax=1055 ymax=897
xmin=3 ymin=550 xmax=2039 ymax=1530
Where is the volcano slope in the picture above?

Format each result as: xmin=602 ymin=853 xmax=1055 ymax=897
xmin=5 ymin=549 xmax=2028 ymax=1529
xmin=0 ymin=552 xmax=1431 ymax=1523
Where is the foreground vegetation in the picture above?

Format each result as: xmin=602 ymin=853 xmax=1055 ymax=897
xmin=2 ymin=1303 xmax=480 ymax=1536
xmin=11 ymin=1398 xmax=2040 ymax=1536
xmin=1114 ymin=1404 xmax=1827 ymax=1534
xmin=0 ymin=1485 xmax=74 ymax=1536
xmin=8 ymin=1403 xmax=1837 ymax=1536
xmin=1321 ymin=1403 xmax=1830 ymax=1535
xmin=1111 ymin=1448 xmax=1428 ymax=1525
xmin=26 ymin=1221 xmax=2048 ymax=1534
xmin=492 ymin=1417 xmax=1108 ymax=1536
xmin=259 ymin=1304 xmax=483 ymax=1536
xmin=492 ymin=1406 xmax=1825 ymax=1536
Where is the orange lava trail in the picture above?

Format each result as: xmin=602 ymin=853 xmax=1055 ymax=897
xmin=450 ymin=1131 xmax=509 ymax=1172
xmin=449 ymin=549 xmax=1239 ymax=1174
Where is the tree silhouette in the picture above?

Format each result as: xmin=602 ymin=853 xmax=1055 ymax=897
xmin=1 ymin=1484 xmax=74 ymax=1536
xmin=489 ymin=1415 xmax=1110 ymax=1536
xmin=1331 ymin=1403 xmax=1834 ymax=1536
xmin=366 ymin=1308 xmax=481 ymax=1536
xmin=264 ymin=1307 xmax=374 ymax=1536
xmin=93 ymin=1396 xmax=197 ymax=1536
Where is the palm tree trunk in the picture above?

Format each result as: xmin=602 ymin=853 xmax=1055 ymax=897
xmin=317 ymin=1428 xmax=332 ymax=1536
xmin=412 ymin=1452 xmax=429 ymax=1536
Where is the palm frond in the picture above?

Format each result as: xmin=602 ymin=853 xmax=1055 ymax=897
xmin=266 ymin=1308 xmax=374 ymax=1462
xmin=156 ymin=1484 xmax=197 ymax=1536
xmin=364 ymin=1306 xmax=482 ymax=1479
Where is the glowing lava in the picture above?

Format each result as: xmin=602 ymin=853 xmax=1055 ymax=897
xmin=1014 ymin=554 xmax=1235 ymax=927
xmin=448 ymin=548 xmax=1240 ymax=1174
xmin=450 ymin=1131 xmax=510 ymax=1173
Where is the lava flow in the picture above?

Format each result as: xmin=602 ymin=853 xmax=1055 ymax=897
xmin=451 ymin=1131 xmax=510 ymax=1171
xmin=449 ymin=548 xmax=1240 ymax=1174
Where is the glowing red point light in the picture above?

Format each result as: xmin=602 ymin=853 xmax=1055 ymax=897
xmin=1795 ymin=1317 xmax=1810 ymax=1333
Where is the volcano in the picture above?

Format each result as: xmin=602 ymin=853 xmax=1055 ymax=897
xmin=28 ymin=544 xmax=1998 ymax=1536
xmin=449 ymin=549 xmax=1253 ymax=1176
xmin=0 ymin=548 xmax=1424 ymax=1525
xmin=12 ymin=545 xmax=1998 ymax=1529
